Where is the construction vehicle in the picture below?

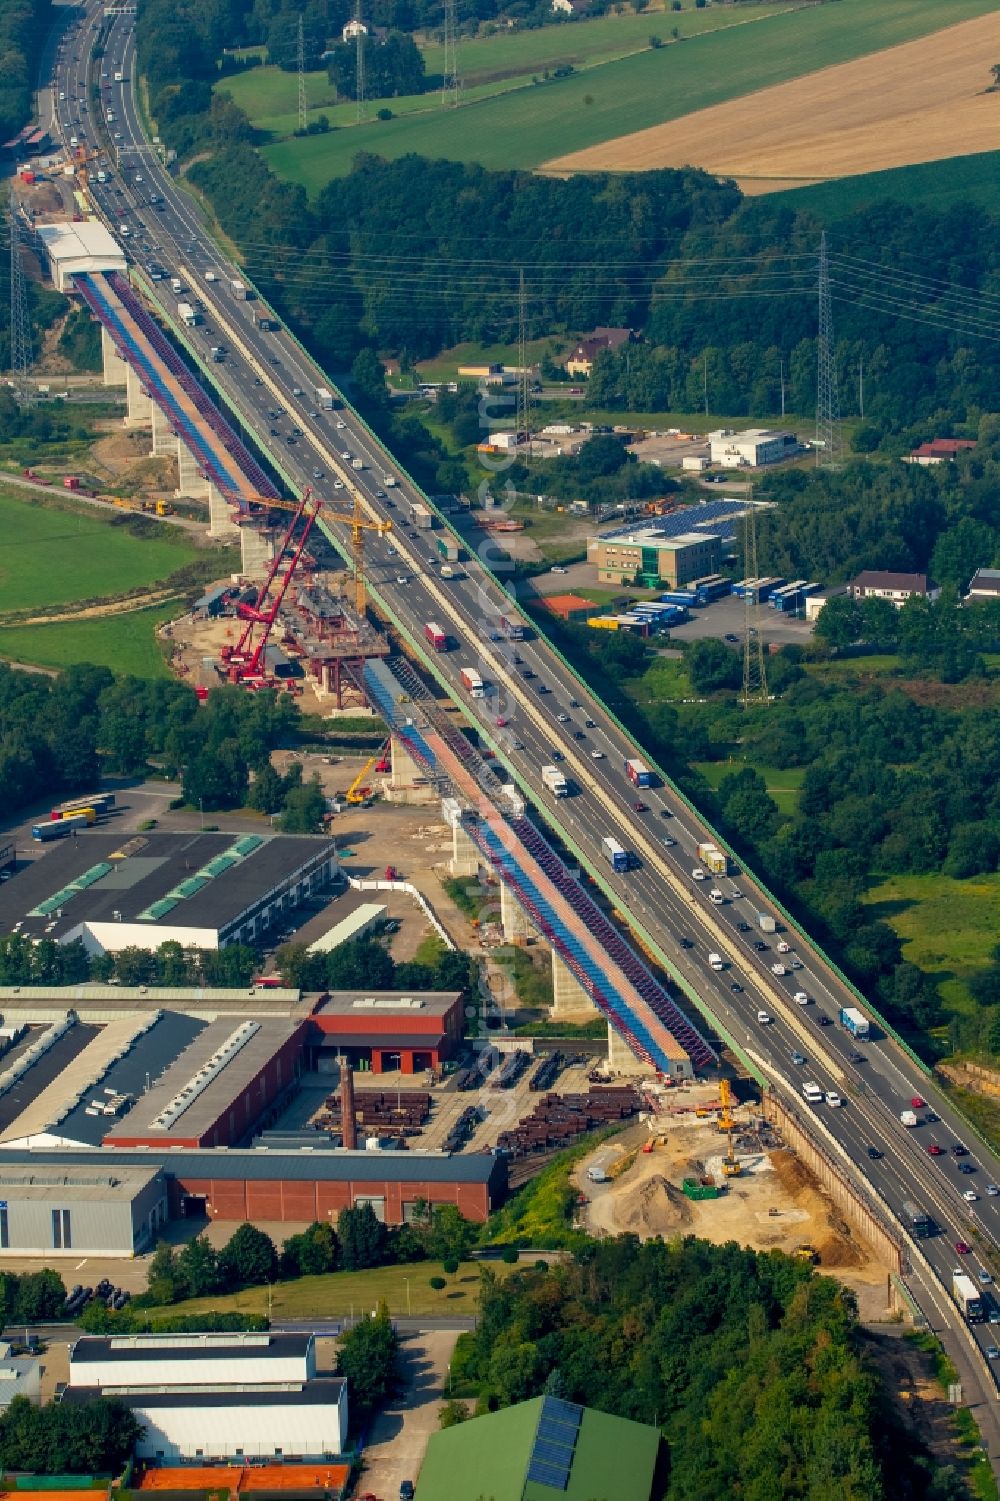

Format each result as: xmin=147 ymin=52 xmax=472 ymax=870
xmin=344 ymin=737 xmax=392 ymax=805
xmin=718 ymin=1078 xmax=742 ymax=1177
xmin=794 ymin=1244 xmax=819 ymax=1265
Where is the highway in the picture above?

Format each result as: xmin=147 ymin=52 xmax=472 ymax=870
xmin=43 ymin=0 xmax=1000 ymax=1446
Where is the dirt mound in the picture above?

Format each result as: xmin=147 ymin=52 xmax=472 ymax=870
xmin=770 ymin=1148 xmax=814 ymax=1195
xmin=615 ymin=1173 xmax=693 ymax=1236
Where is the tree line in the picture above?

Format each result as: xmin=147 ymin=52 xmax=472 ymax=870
xmin=0 ymin=0 xmax=52 ymax=144
xmin=459 ymin=1239 xmax=957 ymax=1501
xmin=117 ymin=1204 xmax=478 ymax=1310
xmin=0 ymin=1395 xmax=141 ymax=1477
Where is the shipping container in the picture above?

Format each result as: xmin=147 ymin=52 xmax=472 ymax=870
xmin=52 ymin=793 xmax=114 ymax=818
xmin=602 ymin=836 xmax=629 ymax=872
xmin=659 ymin=590 xmax=698 ymax=608
xmin=32 ymin=821 xmax=70 ymax=842
xmin=696 ymin=842 xmax=729 ymax=876
xmin=839 ymin=1006 xmax=869 ymax=1039
xmin=424 ymin=622 xmax=447 ymax=651
xmin=624 ymin=758 xmax=652 ymax=788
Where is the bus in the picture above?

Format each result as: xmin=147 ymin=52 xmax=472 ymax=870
xmin=602 ymin=836 xmax=629 ymax=873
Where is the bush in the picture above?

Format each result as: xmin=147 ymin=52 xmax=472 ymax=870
xmin=500 ymin=1246 xmax=519 ymax=1264
xmin=442 ymin=1257 xmax=460 ymax=1275
xmin=429 ymin=1275 xmax=447 ymax=1290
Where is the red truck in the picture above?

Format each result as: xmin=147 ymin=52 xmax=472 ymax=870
xmin=424 ymin=621 xmax=447 ymax=651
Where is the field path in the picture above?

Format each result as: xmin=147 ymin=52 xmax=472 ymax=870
xmin=544 ymin=11 xmax=1000 ymax=190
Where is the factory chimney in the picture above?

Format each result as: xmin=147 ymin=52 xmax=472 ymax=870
xmin=339 ymin=1054 xmax=357 ymax=1150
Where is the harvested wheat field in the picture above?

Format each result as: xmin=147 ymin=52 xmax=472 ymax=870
xmin=545 ymin=11 xmax=1000 ymax=193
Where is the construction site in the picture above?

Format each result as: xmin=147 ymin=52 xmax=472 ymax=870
xmin=574 ymin=1075 xmax=893 ymax=1316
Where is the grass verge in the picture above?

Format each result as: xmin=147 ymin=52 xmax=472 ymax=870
xmin=141 ymin=1259 xmax=518 ymax=1323
xmin=862 ymin=872 xmax=1000 ymax=1016
xmin=484 ymin=1125 xmax=624 ymax=1247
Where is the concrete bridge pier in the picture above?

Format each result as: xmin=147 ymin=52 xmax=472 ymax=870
xmin=450 ymin=820 xmax=481 ymax=878
xmin=500 ymin=881 xmax=535 ymax=944
xmin=101 ymin=326 xmax=127 ymax=387
xmin=124 ymin=363 xmax=152 ymax=428
xmin=239 ymin=521 xmax=274 ymax=576
xmin=150 ymin=403 xmax=175 ymax=457
xmin=607 ymin=1022 xmax=658 ymax=1076
xmin=551 ymin=951 xmax=601 ymax=1020
xmin=175 ymin=441 xmax=212 ymax=500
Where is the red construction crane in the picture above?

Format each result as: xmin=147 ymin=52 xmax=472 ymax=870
xmin=222 ymin=489 xmax=320 ymax=683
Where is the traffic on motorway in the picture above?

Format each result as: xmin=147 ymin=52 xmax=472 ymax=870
xmin=47 ymin=0 xmax=1000 ymax=1409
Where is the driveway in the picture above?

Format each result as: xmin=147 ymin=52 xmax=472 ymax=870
xmin=358 ymin=1329 xmax=461 ymax=1500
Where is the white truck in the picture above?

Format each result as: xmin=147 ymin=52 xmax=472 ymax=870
xmin=231 ymin=277 xmax=248 ymax=300
xmin=316 ymin=386 xmax=335 ymax=409
xmin=707 ymin=952 xmax=724 ymax=971
xmin=802 ymin=1082 xmax=823 ymax=1104
xmin=542 ymin=765 xmax=568 ymax=797
xmin=177 ymin=302 xmax=199 ymax=327
xmin=952 ymin=1272 xmax=985 ymax=1323
xmin=460 ymin=668 xmax=485 ymax=699
xmin=899 ymin=1109 xmax=919 ymax=1128
xmin=170 ymin=277 xmax=183 ymax=294
xmin=757 ymin=912 xmax=777 ymax=933
xmin=696 ymin=841 xmax=729 ymax=876
xmin=384 ymin=474 xmax=397 ymax=487
xmin=351 ymin=457 xmax=364 ymax=470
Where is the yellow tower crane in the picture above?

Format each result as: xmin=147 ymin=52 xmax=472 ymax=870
xmin=239 ymin=488 xmax=391 ymax=616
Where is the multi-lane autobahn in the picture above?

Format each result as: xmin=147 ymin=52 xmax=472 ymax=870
xmin=41 ymin=0 xmax=1000 ymax=1445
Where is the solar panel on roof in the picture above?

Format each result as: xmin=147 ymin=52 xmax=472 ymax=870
xmin=526 ymin=1458 xmax=571 ymax=1490
xmin=541 ymin=1397 xmax=583 ymax=1428
xmin=534 ymin=1439 xmax=575 ymax=1466
xmin=538 ymin=1418 xmax=579 ymax=1445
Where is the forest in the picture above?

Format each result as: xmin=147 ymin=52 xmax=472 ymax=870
xmin=0 ymin=0 xmax=52 ymax=143
xmin=459 ymin=1239 xmax=958 ymax=1501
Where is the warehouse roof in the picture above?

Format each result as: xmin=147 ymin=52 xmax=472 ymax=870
xmin=314 ymin=990 xmax=462 ymax=1019
xmin=0 ymin=1146 xmax=503 ymax=1184
xmin=71 ymin=1333 xmax=310 ymax=1363
xmin=0 ymin=832 xmax=336 ymax=943
xmin=417 ymin=1397 xmax=662 ymax=1501
xmin=0 ymin=1165 xmax=161 ymax=1201
xmin=64 ymin=1380 xmax=346 ymax=1408
xmin=102 ymin=1017 xmax=302 ymax=1142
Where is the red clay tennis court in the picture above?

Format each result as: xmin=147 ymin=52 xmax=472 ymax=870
xmin=137 ymin=1468 xmax=349 ymax=1497
xmin=0 ymin=1492 xmax=109 ymax=1501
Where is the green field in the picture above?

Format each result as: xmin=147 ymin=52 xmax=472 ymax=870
xmin=0 ymin=489 xmax=199 ymax=615
xmin=693 ymin=759 xmax=805 ymax=816
xmin=142 ymin=1258 xmax=518 ymax=1322
xmin=774 ymin=149 xmax=1000 ymax=219
xmin=258 ymin=0 xmax=994 ymax=187
xmin=863 ymin=872 xmax=1000 ymax=1016
xmin=0 ymin=599 xmax=181 ymax=678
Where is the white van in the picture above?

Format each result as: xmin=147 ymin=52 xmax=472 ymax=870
xmin=586 ymin=1166 xmax=609 ymax=1184
xmin=802 ymin=1082 xmax=823 ymax=1104
xmin=708 ymin=953 xmax=724 ymax=971
xmin=708 ymin=888 xmax=724 ymax=905
xmin=756 ymin=1010 xmax=771 ymax=1025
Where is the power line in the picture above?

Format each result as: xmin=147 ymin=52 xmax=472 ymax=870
xmin=354 ymin=5 xmax=366 ymax=124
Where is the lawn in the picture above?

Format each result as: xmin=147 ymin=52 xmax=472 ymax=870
xmin=142 ymin=1259 xmax=517 ymax=1322
xmin=692 ymin=759 xmax=805 ymax=815
xmin=260 ymin=0 xmax=993 ymax=185
xmin=629 ymin=655 xmax=691 ymax=702
xmin=773 ymin=148 xmax=1000 ymax=219
xmin=0 ymin=599 xmax=181 ymax=678
xmin=0 ymin=489 xmax=199 ymax=615
xmin=862 ymin=872 xmax=1000 ymax=1015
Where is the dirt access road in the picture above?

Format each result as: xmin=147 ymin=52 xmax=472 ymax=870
xmin=545 ymin=12 xmax=1000 ymax=192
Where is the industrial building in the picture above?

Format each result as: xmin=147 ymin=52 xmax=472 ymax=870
xmin=66 ymin=1333 xmax=348 ymax=1461
xmin=102 ymin=1016 xmax=306 ymax=1149
xmin=708 ymin=428 xmax=800 ymax=468
xmin=417 ymin=1396 xmax=664 ymax=1501
xmin=307 ymin=989 xmax=465 ymax=1075
xmin=0 ymin=831 xmax=338 ymax=954
xmin=589 ymin=528 xmax=722 ymax=588
xmin=0 ymin=1145 xmax=506 ymax=1227
xmin=35 ymin=221 xmax=126 ymax=292
xmin=0 ymin=1163 xmax=168 ymax=1256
